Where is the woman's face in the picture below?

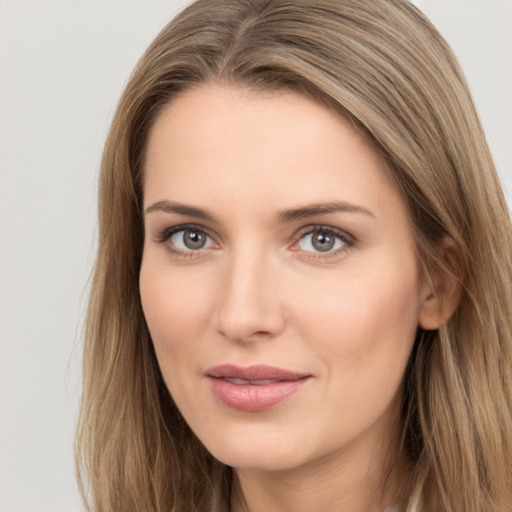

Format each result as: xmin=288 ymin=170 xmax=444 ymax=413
xmin=140 ymin=85 xmax=431 ymax=473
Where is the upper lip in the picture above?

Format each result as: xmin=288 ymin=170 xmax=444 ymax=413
xmin=205 ymin=364 xmax=310 ymax=382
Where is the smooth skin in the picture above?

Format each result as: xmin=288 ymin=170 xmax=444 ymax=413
xmin=139 ymin=85 xmax=453 ymax=512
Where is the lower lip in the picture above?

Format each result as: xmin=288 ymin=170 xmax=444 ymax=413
xmin=207 ymin=377 xmax=310 ymax=412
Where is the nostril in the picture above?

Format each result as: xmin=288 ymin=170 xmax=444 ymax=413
xmin=217 ymin=328 xmax=274 ymax=343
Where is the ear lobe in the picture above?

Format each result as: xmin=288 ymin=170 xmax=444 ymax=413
xmin=418 ymin=236 xmax=464 ymax=331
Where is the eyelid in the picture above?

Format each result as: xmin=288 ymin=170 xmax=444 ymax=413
xmin=151 ymin=222 xmax=355 ymax=260
xmin=153 ymin=223 xmax=219 ymax=256
xmin=291 ymin=224 xmax=355 ymax=258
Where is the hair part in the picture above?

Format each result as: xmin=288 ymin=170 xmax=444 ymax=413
xmin=76 ymin=1 xmax=512 ymax=510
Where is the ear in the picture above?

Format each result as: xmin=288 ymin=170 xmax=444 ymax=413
xmin=419 ymin=236 xmax=464 ymax=331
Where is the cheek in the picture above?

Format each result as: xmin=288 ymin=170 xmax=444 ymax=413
xmin=293 ymin=260 xmax=421 ymax=381
xmin=139 ymin=258 xmax=214 ymax=363
xmin=286 ymin=262 xmax=421 ymax=447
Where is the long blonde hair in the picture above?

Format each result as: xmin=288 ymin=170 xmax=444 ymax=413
xmin=76 ymin=1 xmax=512 ymax=510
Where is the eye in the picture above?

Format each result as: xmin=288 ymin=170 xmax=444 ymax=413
xmin=153 ymin=224 xmax=218 ymax=259
xmin=297 ymin=227 xmax=351 ymax=254
xmin=169 ymin=228 xmax=214 ymax=251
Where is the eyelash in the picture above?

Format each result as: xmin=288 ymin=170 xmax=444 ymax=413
xmin=153 ymin=224 xmax=215 ymax=258
xmin=293 ymin=225 xmax=355 ymax=260
xmin=153 ymin=223 xmax=355 ymax=261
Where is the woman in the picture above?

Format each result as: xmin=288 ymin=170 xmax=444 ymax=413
xmin=76 ymin=0 xmax=512 ymax=511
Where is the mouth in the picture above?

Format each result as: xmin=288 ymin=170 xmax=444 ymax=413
xmin=205 ymin=364 xmax=312 ymax=412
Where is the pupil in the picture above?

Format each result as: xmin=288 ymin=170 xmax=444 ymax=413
xmin=312 ymin=231 xmax=335 ymax=252
xmin=184 ymin=230 xmax=206 ymax=249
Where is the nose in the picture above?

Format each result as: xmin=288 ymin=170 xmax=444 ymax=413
xmin=214 ymin=248 xmax=285 ymax=343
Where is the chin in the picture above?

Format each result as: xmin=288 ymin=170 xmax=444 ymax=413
xmin=213 ymin=447 xmax=305 ymax=473
xmin=198 ymin=424 xmax=317 ymax=472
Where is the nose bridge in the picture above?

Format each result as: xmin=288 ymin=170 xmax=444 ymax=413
xmin=215 ymin=241 xmax=284 ymax=342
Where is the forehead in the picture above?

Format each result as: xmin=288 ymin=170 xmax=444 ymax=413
xmin=143 ymin=84 xmax=405 ymax=226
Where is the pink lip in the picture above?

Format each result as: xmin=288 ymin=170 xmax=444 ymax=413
xmin=205 ymin=364 xmax=311 ymax=412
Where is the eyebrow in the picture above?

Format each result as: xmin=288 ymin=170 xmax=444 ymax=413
xmin=144 ymin=199 xmax=375 ymax=223
xmin=144 ymin=200 xmax=217 ymax=221
xmin=276 ymin=201 xmax=375 ymax=223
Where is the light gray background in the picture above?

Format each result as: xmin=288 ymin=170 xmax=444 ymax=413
xmin=0 ymin=1 xmax=510 ymax=511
